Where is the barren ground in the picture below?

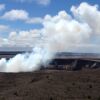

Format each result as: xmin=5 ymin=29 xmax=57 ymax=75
xmin=0 ymin=69 xmax=100 ymax=100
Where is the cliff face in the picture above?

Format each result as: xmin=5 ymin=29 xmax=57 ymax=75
xmin=46 ymin=58 xmax=100 ymax=71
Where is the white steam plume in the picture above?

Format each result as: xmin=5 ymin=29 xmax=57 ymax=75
xmin=0 ymin=47 xmax=54 ymax=72
xmin=0 ymin=2 xmax=100 ymax=72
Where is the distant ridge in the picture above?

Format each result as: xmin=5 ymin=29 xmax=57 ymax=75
xmin=0 ymin=47 xmax=32 ymax=52
xmin=55 ymin=52 xmax=100 ymax=59
xmin=56 ymin=52 xmax=100 ymax=56
xmin=0 ymin=51 xmax=100 ymax=59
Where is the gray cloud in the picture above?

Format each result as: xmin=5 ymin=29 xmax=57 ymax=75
xmin=0 ymin=4 xmax=5 ymax=11
xmin=13 ymin=0 xmax=51 ymax=5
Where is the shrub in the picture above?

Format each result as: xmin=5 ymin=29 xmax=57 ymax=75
xmin=72 ymin=82 xmax=75 ymax=86
xmin=13 ymin=91 xmax=18 ymax=96
xmin=87 ymin=95 xmax=91 ymax=99
xmin=0 ymin=96 xmax=5 ymax=100
xmin=97 ymin=96 xmax=100 ymax=100
xmin=50 ymin=96 xmax=53 ymax=100
xmin=89 ymin=84 xmax=92 ymax=89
